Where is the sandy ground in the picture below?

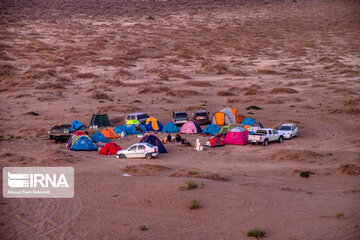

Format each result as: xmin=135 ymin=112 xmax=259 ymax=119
xmin=0 ymin=0 xmax=360 ymax=239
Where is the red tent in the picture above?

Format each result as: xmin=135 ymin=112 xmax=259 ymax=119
xmin=205 ymin=136 xmax=225 ymax=147
xmin=99 ymin=142 xmax=122 ymax=155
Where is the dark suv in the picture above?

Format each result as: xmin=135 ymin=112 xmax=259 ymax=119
xmin=193 ymin=110 xmax=210 ymax=125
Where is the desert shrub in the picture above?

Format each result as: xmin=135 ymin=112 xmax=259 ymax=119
xmin=186 ymin=180 xmax=198 ymax=190
xmin=139 ymin=225 xmax=148 ymax=231
xmin=339 ymin=164 xmax=360 ymax=175
xmin=185 ymin=81 xmax=213 ymax=87
xmin=299 ymin=171 xmax=314 ymax=178
xmin=27 ymin=112 xmax=39 ymax=116
xmin=336 ymin=213 xmax=344 ymax=219
xmin=189 ymin=200 xmax=200 ymax=209
xmin=247 ymin=228 xmax=266 ymax=238
xmin=246 ymin=105 xmax=262 ymax=110
xmin=270 ymin=88 xmax=298 ymax=94
xmin=166 ymin=90 xmax=200 ymax=97
xmin=188 ymin=170 xmax=198 ymax=175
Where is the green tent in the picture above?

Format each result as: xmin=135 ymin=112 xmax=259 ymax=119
xmin=90 ymin=110 xmax=111 ymax=128
xmin=218 ymin=125 xmax=233 ymax=137
xmin=126 ymin=119 xmax=140 ymax=125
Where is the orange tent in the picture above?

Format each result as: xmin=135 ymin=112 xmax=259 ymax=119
xmin=101 ymin=127 xmax=119 ymax=139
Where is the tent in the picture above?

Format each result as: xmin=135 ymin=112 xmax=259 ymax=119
xmin=126 ymin=119 xmax=140 ymax=125
xmin=113 ymin=125 xmax=128 ymax=137
xmin=91 ymin=132 xmax=110 ymax=143
xmin=99 ymin=142 xmax=122 ymax=155
xmin=70 ymin=120 xmax=85 ymax=131
xmin=124 ymin=124 xmax=146 ymax=135
xmin=218 ymin=125 xmax=233 ymax=137
xmin=90 ymin=109 xmax=111 ymax=128
xmin=243 ymin=125 xmax=252 ymax=131
xmin=101 ymin=127 xmax=119 ymax=139
xmin=211 ymin=107 xmax=242 ymax=126
xmin=66 ymin=131 xmax=87 ymax=147
xmin=202 ymin=124 xmax=221 ymax=135
xmin=70 ymin=135 xmax=97 ymax=151
xmin=161 ymin=122 xmax=179 ymax=133
xmin=241 ymin=117 xmax=256 ymax=126
xmin=180 ymin=121 xmax=202 ymax=134
xmin=223 ymin=127 xmax=250 ymax=145
xmin=139 ymin=135 xmax=167 ymax=153
xmin=144 ymin=117 xmax=163 ymax=132
xmin=205 ymin=136 xmax=225 ymax=147
xmin=253 ymin=122 xmax=264 ymax=128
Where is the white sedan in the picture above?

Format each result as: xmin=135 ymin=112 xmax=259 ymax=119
xmin=116 ymin=143 xmax=159 ymax=159
xmin=277 ymin=124 xmax=298 ymax=139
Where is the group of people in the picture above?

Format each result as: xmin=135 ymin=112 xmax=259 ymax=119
xmin=163 ymin=133 xmax=191 ymax=146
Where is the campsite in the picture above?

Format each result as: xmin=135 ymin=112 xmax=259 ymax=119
xmin=0 ymin=0 xmax=360 ymax=239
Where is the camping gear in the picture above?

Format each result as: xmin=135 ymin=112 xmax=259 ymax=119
xmin=101 ymin=127 xmax=119 ymax=139
xmin=126 ymin=119 xmax=140 ymax=125
xmin=144 ymin=117 xmax=163 ymax=132
xmin=162 ymin=122 xmax=180 ymax=133
xmin=70 ymin=135 xmax=97 ymax=151
xmin=91 ymin=132 xmax=110 ymax=143
xmin=241 ymin=117 xmax=256 ymax=126
xmin=218 ymin=125 xmax=233 ymax=137
xmin=139 ymin=135 xmax=167 ymax=153
xmin=66 ymin=131 xmax=87 ymax=147
xmin=180 ymin=121 xmax=202 ymax=134
xmin=243 ymin=125 xmax=252 ymax=131
xmin=124 ymin=124 xmax=146 ymax=135
xmin=90 ymin=110 xmax=111 ymax=128
xmin=113 ymin=125 xmax=128 ymax=137
xmin=211 ymin=107 xmax=242 ymax=126
xmin=202 ymin=124 xmax=221 ymax=135
xmin=223 ymin=127 xmax=250 ymax=145
xmin=99 ymin=142 xmax=122 ymax=155
xmin=70 ymin=120 xmax=85 ymax=132
xmin=194 ymin=139 xmax=203 ymax=151
xmin=205 ymin=136 xmax=225 ymax=147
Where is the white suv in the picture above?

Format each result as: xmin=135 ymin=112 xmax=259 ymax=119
xmin=125 ymin=113 xmax=149 ymax=124
xmin=116 ymin=143 xmax=159 ymax=159
xmin=277 ymin=124 xmax=298 ymax=139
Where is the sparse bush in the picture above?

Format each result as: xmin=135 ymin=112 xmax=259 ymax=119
xmin=188 ymin=170 xmax=197 ymax=175
xmin=336 ymin=213 xmax=344 ymax=219
xmin=27 ymin=111 xmax=39 ymax=116
xmin=247 ymin=228 xmax=266 ymax=239
xmin=246 ymin=105 xmax=262 ymax=110
xmin=300 ymin=171 xmax=314 ymax=178
xmin=189 ymin=200 xmax=200 ymax=209
xmin=139 ymin=225 xmax=148 ymax=231
xmin=186 ymin=180 xmax=198 ymax=190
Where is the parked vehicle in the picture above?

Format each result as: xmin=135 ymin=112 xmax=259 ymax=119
xmin=192 ymin=110 xmax=210 ymax=125
xmin=116 ymin=143 xmax=159 ymax=159
xmin=48 ymin=124 xmax=73 ymax=143
xmin=277 ymin=124 xmax=298 ymax=139
xmin=125 ymin=113 xmax=149 ymax=124
xmin=172 ymin=111 xmax=188 ymax=125
xmin=248 ymin=128 xmax=283 ymax=146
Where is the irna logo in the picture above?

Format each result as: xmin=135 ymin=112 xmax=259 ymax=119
xmin=8 ymin=172 xmax=69 ymax=188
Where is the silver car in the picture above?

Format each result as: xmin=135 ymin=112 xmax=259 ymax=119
xmin=277 ymin=124 xmax=298 ymax=139
xmin=116 ymin=143 xmax=159 ymax=159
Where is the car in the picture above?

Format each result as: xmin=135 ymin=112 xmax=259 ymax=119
xmin=116 ymin=143 xmax=159 ymax=159
xmin=192 ymin=110 xmax=210 ymax=125
xmin=248 ymin=128 xmax=283 ymax=146
xmin=277 ymin=124 xmax=298 ymax=139
xmin=172 ymin=111 xmax=188 ymax=125
xmin=48 ymin=124 xmax=73 ymax=143
xmin=125 ymin=113 xmax=150 ymax=124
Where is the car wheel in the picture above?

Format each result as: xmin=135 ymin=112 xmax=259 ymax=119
xmin=289 ymin=134 xmax=293 ymax=140
xmin=119 ymin=154 xmax=126 ymax=159
xmin=278 ymin=136 xmax=283 ymax=143
xmin=251 ymin=142 xmax=255 ymax=145
xmin=146 ymin=153 xmax=152 ymax=159
xmin=55 ymin=138 xmax=61 ymax=144
xmin=263 ymin=139 xmax=269 ymax=146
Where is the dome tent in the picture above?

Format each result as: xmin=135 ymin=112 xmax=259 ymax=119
xmin=91 ymin=132 xmax=110 ymax=143
xmin=202 ymin=124 xmax=221 ymax=135
xmin=113 ymin=125 xmax=128 ymax=136
xmin=139 ymin=135 xmax=167 ymax=153
xmin=70 ymin=120 xmax=85 ymax=132
xmin=223 ymin=127 xmax=250 ymax=145
xmin=90 ymin=109 xmax=111 ymax=128
xmin=66 ymin=131 xmax=87 ymax=147
xmin=218 ymin=125 xmax=233 ymax=137
xmin=205 ymin=136 xmax=225 ymax=147
xmin=211 ymin=107 xmax=242 ymax=126
xmin=162 ymin=122 xmax=179 ymax=133
xmin=101 ymin=127 xmax=119 ymax=139
xmin=99 ymin=142 xmax=122 ymax=155
xmin=144 ymin=117 xmax=163 ymax=132
xmin=241 ymin=117 xmax=256 ymax=126
xmin=70 ymin=135 xmax=97 ymax=151
xmin=180 ymin=121 xmax=202 ymax=134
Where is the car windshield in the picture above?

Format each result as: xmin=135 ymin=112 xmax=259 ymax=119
xmin=196 ymin=112 xmax=207 ymax=116
xmin=279 ymin=126 xmax=291 ymax=130
xmin=175 ymin=113 xmax=187 ymax=118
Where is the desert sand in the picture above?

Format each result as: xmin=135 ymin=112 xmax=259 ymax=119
xmin=0 ymin=0 xmax=360 ymax=239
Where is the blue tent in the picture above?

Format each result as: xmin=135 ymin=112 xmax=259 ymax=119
xmin=162 ymin=122 xmax=179 ymax=133
xmin=202 ymin=124 xmax=221 ymax=135
xmin=139 ymin=135 xmax=167 ymax=153
xmin=241 ymin=118 xmax=256 ymax=126
xmin=91 ymin=132 xmax=109 ymax=143
xmin=113 ymin=126 xmax=128 ymax=136
xmin=124 ymin=124 xmax=146 ymax=135
xmin=70 ymin=136 xmax=97 ymax=151
xmin=70 ymin=120 xmax=85 ymax=132
xmin=143 ymin=117 xmax=163 ymax=132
